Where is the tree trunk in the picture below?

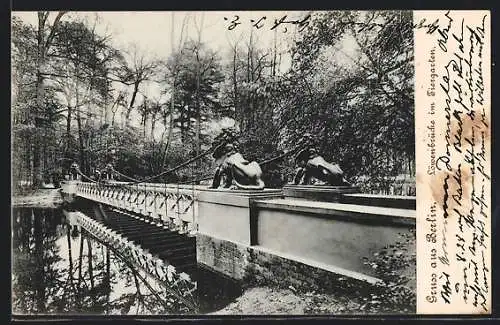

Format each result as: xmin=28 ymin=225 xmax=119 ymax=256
xmin=125 ymin=82 xmax=140 ymax=127
xmin=151 ymin=116 xmax=156 ymax=140
xmin=232 ymin=48 xmax=239 ymax=122
xmin=66 ymin=105 xmax=72 ymax=159
xmin=75 ymin=74 xmax=86 ymax=175
xmin=272 ymin=28 xmax=277 ymax=76
xmin=161 ymin=12 xmax=178 ymax=169
xmin=76 ymin=111 xmax=85 ymax=175
xmin=180 ymin=117 xmax=185 ymax=143
xmin=195 ymin=52 xmax=201 ymax=183
xmin=161 ymin=101 xmax=174 ymax=169
xmin=141 ymin=113 xmax=147 ymax=139
xmin=194 ymin=14 xmax=204 ymax=184
xmin=33 ymin=67 xmax=45 ymax=187
xmin=24 ymin=135 xmax=32 ymax=186
xmin=33 ymin=13 xmax=46 ymax=188
xmin=42 ymin=128 xmax=48 ymax=182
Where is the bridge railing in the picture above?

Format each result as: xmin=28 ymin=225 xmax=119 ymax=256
xmin=74 ymin=181 xmax=204 ymax=235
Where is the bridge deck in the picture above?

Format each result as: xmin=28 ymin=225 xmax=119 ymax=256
xmin=102 ymin=207 xmax=197 ymax=274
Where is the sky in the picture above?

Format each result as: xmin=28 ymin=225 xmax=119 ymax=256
xmin=12 ymin=11 xmax=307 ymax=61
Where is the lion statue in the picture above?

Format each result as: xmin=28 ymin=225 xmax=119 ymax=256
xmin=293 ymin=133 xmax=350 ymax=186
xmin=210 ymin=128 xmax=265 ymax=190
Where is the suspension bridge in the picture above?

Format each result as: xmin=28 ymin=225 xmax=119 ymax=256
xmin=57 ymin=138 xmax=416 ymax=312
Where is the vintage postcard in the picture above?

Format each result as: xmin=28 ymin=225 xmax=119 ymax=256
xmin=10 ymin=10 xmax=491 ymax=316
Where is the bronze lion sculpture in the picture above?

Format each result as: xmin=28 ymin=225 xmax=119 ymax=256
xmin=210 ymin=129 xmax=265 ymax=190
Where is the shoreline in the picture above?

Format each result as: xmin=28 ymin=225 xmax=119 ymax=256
xmin=12 ymin=188 xmax=64 ymax=208
xmin=210 ymin=285 xmax=416 ymax=315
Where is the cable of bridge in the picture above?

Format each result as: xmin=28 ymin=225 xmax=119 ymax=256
xmin=109 ymin=143 xmax=225 ymax=185
xmin=74 ymin=142 xmax=304 ymax=187
xmin=75 ymin=168 xmax=99 ymax=183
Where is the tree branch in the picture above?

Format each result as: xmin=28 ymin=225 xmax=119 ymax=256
xmin=44 ymin=11 xmax=67 ymax=54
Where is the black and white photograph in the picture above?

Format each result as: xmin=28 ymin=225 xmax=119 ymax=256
xmin=11 ymin=10 xmax=417 ymax=316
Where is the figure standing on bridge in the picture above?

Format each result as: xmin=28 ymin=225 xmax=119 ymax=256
xmin=94 ymin=169 xmax=102 ymax=181
xmin=105 ymin=163 xmax=114 ymax=181
xmin=70 ymin=162 xmax=80 ymax=181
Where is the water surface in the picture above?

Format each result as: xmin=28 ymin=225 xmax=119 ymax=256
xmin=11 ymin=207 xmax=241 ymax=315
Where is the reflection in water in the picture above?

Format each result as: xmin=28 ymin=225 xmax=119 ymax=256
xmin=12 ymin=207 xmax=241 ymax=315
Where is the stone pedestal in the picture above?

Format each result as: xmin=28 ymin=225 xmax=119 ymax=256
xmin=283 ymin=184 xmax=360 ymax=202
xmin=196 ymin=188 xmax=283 ymax=246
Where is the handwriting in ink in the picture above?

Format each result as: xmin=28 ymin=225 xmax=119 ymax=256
xmin=456 ymin=207 xmax=474 ymax=233
xmin=427 ymin=11 xmax=491 ymax=312
xmin=469 ymin=221 xmax=488 ymax=257
xmin=464 ymin=29 xmax=476 ymax=115
xmin=439 ymin=174 xmax=450 ymax=219
xmin=224 ymin=15 xmax=241 ymax=30
xmin=250 ymin=16 xmax=266 ymax=29
xmin=451 ymin=164 xmax=463 ymax=206
xmin=469 ymin=278 xmax=488 ymax=312
xmin=456 ymin=234 xmax=467 ymax=262
xmin=437 ymin=11 xmax=454 ymax=52
xmin=449 ymin=57 xmax=474 ymax=115
xmin=476 ymin=155 xmax=490 ymax=180
xmin=461 ymin=266 xmax=469 ymax=303
xmin=270 ymin=14 xmax=311 ymax=33
xmin=475 ymin=219 xmax=488 ymax=248
xmin=478 ymin=131 xmax=487 ymax=161
xmin=440 ymin=271 xmax=452 ymax=303
xmin=481 ymin=250 xmax=489 ymax=295
xmin=467 ymin=16 xmax=487 ymax=123
xmin=452 ymin=18 xmax=465 ymax=53
xmin=464 ymin=127 xmax=478 ymax=167
xmin=439 ymin=217 xmax=450 ymax=265
xmin=413 ymin=17 xmax=440 ymax=34
xmin=438 ymin=66 xmax=453 ymax=157
xmin=224 ymin=14 xmax=311 ymax=33
xmin=478 ymin=183 xmax=488 ymax=219
xmin=452 ymin=109 xmax=463 ymax=153
xmin=471 ymin=182 xmax=489 ymax=219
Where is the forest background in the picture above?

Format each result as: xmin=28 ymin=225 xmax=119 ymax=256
xmin=11 ymin=11 xmax=415 ymax=192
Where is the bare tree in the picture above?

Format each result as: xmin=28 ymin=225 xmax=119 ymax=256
xmin=193 ymin=12 xmax=205 ymax=176
xmin=149 ymin=99 xmax=162 ymax=140
xmin=110 ymin=90 xmax=127 ymax=126
xmin=115 ymin=44 xmax=158 ymax=127
xmin=225 ymin=31 xmax=244 ymax=122
xmin=160 ymin=12 xmax=189 ymax=169
xmin=32 ymin=11 xmax=67 ymax=186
